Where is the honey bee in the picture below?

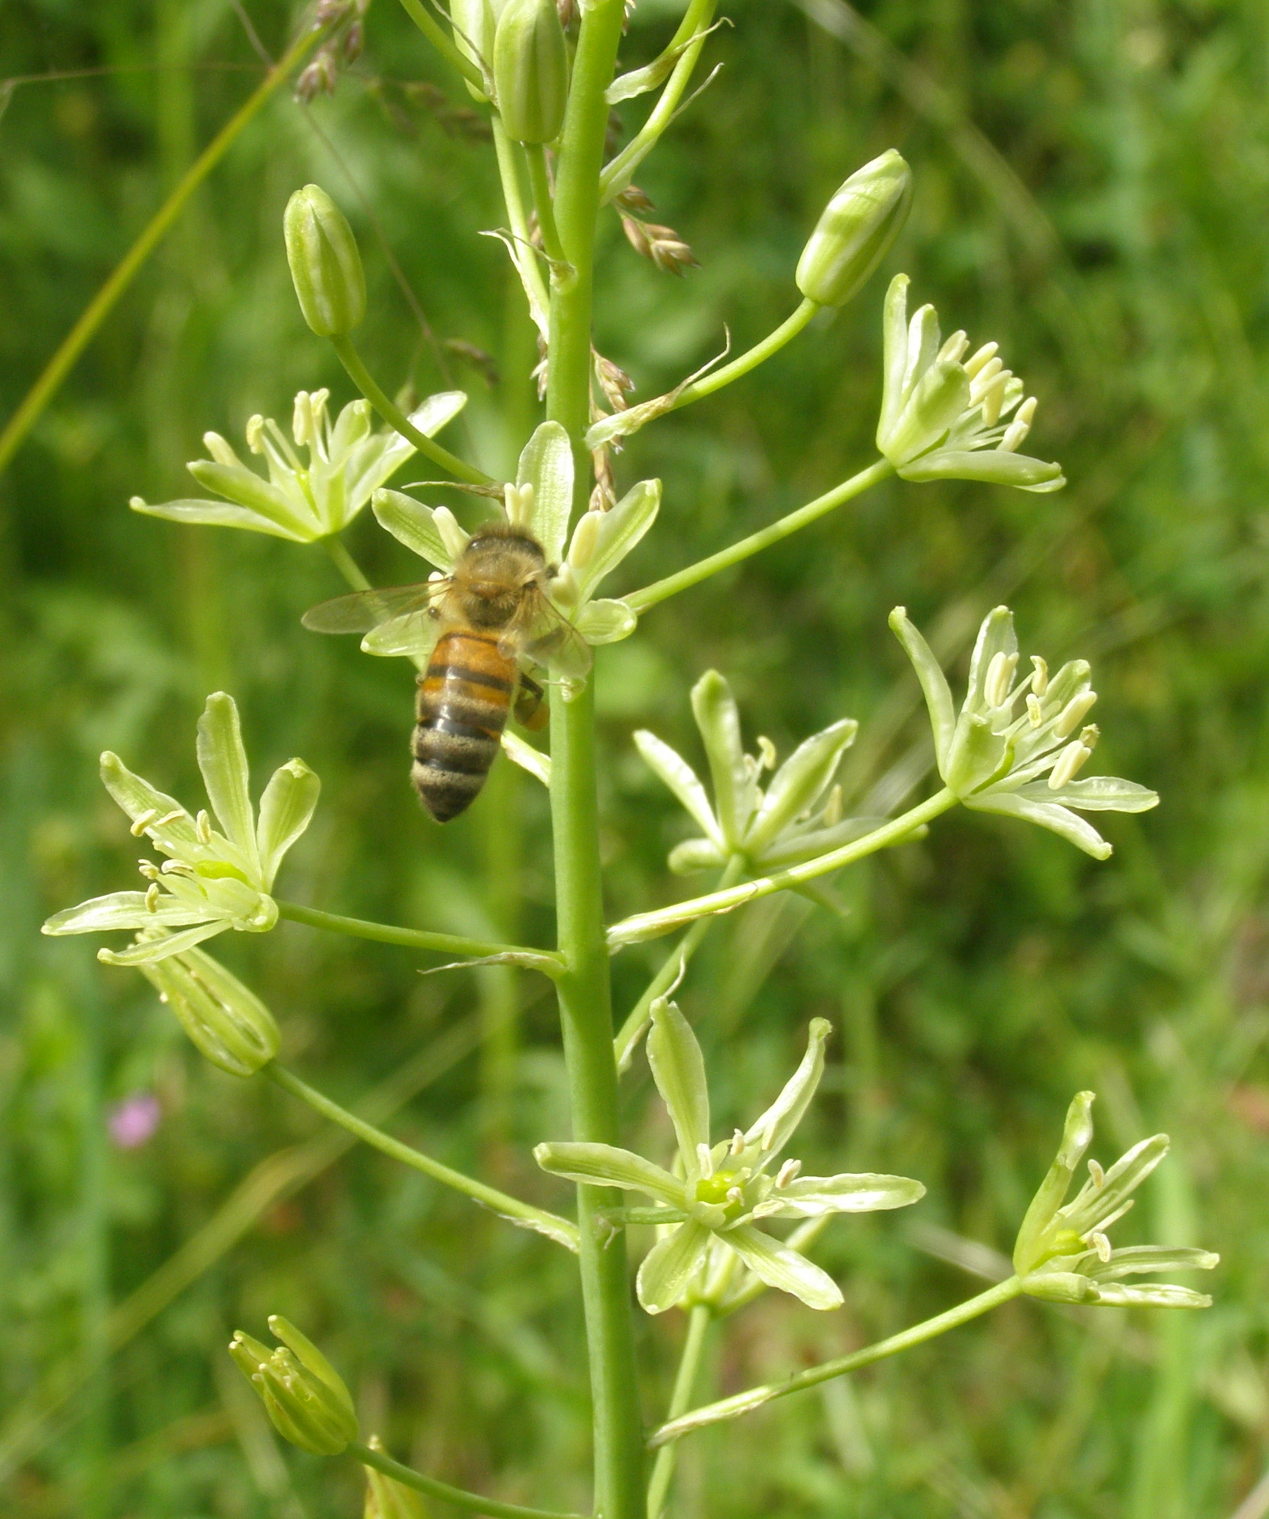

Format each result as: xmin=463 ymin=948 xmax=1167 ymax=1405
xmin=302 ymin=522 xmax=588 ymax=821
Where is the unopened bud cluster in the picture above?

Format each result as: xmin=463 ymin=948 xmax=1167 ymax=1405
xmin=230 ymin=1316 xmax=359 ymax=1454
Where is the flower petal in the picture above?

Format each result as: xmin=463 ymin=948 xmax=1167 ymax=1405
xmin=637 ymin=1219 xmax=713 ymax=1314
xmin=898 ymin=449 xmax=1065 ymax=491
xmin=42 ymin=892 xmax=213 ymax=935
xmin=196 ymin=694 xmax=261 ymax=879
xmin=517 ymin=421 xmax=573 ymax=564
xmin=690 ymin=671 xmax=754 ymax=847
xmin=889 ymin=607 xmax=955 ymax=769
xmin=774 ymin=1171 xmax=925 ymax=1217
xmin=1059 ymin=1133 xmax=1170 ymax=1237
xmin=568 ymin=479 xmax=661 ymax=601
xmin=573 ymin=597 xmax=637 ymax=645
xmin=99 ymin=752 xmax=202 ymax=859
xmin=964 ymin=790 xmax=1113 ymax=859
xmin=1086 ymin=1282 xmax=1213 ymax=1309
xmin=533 ymin=1142 xmax=683 ymax=1205
xmin=1033 ymin=775 xmax=1159 ymax=813
xmin=633 ymin=730 xmax=723 ymax=844
xmin=741 ymin=1018 xmax=830 ymax=1158
xmin=130 ymin=497 xmax=311 ymax=542
xmin=345 ymin=391 xmax=467 ymax=506
xmin=746 ymin=719 xmax=858 ymax=854
xmin=256 ymin=760 xmax=320 ymax=885
xmin=647 ymin=1000 xmax=711 ymax=1166
xmin=371 ymin=490 xmax=456 ymax=571
xmin=1013 ymin=1091 xmax=1095 ymax=1274
xmin=1086 ymin=1245 xmax=1219 ymax=1282
xmin=98 ymin=921 xmax=230 ymax=964
xmin=185 ymin=460 xmax=311 ymax=529
xmin=722 ymin=1223 xmax=843 ymax=1310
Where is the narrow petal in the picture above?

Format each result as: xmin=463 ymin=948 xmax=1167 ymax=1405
xmin=185 ymin=460 xmax=310 ymax=527
xmin=898 ymin=449 xmax=1065 ymax=491
xmin=131 ymin=497 xmax=311 ymax=542
xmin=1088 ymin=1245 xmax=1219 ymax=1281
xmin=647 ymin=1000 xmax=711 ymax=1164
xmin=517 ymin=421 xmax=573 ymax=564
xmin=99 ymin=753 xmax=202 ymax=859
xmin=888 ymin=608 xmax=955 ymax=769
xmin=1087 ymin=1282 xmax=1213 ymax=1309
xmin=690 ymin=671 xmax=754 ymax=847
xmin=723 ymin=1223 xmax=843 ymax=1309
xmin=1033 ymin=776 xmax=1159 ymax=813
xmin=533 ymin=1142 xmax=683 ymax=1205
xmin=196 ymin=694 xmax=261 ymax=879
xmin=345 ymin=391 xmax=467 ymax=505
xmin=1060 ymin=1134 xmax=1170 ymax=1236
xmin=371 ymin=491 xmax=456 ymax=571
xmin=774 ymin=1171 xmax=925 ymax=1217
xmin=965 ymin=790 xmax=1113 ymax=859
xmin=746 ymin=719 xmax=858 ymax=854
xmin=963 ymin=607 xmax=1017 ymax=714
xmin=637 ymin=1220 xmax=713 ymax=1314
xmin=43 ymin=892 xmax=213 ymax=935
xmin=877 ymin=274 xmax=912 ymax=443
xmin=98 ymin=921 xmax=229 ymax=964
xmin=633 ymin=730 xmax=723 ymax=844
xmin=256 ymin=760 xmax=320 ymax=885
xmin=741 ymin=1018 xmax=830 ymax=1158
xmin=569 ymin=479 xmax=661 ymax=602
xmin=1013 ymin=1091 xmax=1095 ymax=1274
xmin=572 ymin=597 xmax=637 ymax=645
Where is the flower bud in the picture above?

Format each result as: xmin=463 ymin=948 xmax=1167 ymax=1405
xmin=284 ymin=184 xmax=366 ymax=338
xmin=795 ymin=149 xmax=912 ymax=308
xmin=137 ymin=942 xmax=279 ymax=1077
xmin=229 ymin=1316 xmax=359 ymax=1456
xmin=493 ymin=0 xmax=569 ymax=144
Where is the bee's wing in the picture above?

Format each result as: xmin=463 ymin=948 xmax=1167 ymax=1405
xmin=301 ymin=583 xmax=443 ymax=634
xmin=509 ymin=595 xmax=593 ymax=682
xmin=303 ymin=581 xmax=452 ymax=660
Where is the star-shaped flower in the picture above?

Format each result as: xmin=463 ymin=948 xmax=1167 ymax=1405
xmin=131 ymin=388 xmax=465 ymax=542
xmin=635 ymin=669 xmax=874 ymax=874
xmin=42 ymin=693 xmax=318 ymax=966
xmin=877 ymin=274 xmax=1064 ymax=492
xmin=536 ymin=1004 xmax=923 ymax=1313
xmin=1014 ymin=1092 xmax=1218 ymax=1308
xmin=891 ymin=604 xmax=1158 ymax=858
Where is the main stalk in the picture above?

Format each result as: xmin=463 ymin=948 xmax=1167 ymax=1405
xmin=545 ymin=4 xmax=646 ymax=1518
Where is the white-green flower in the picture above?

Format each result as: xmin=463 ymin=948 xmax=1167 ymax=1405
xmin=536 ymin=1005 xmax=924 ymax=1313
xmin=1014 ymin=1092 xmax=1218 ymax=1309
xmin=635 ymin=669 xmax=875 ymax=874
xmin=369 ymin=419 xmax=658 ymax=663
xmin=131 ymin=388 xmax=466 ymax=542
xmin=877 ymin=274 xmax=1064 ymax=492
xmin=891 ymin=604 xmax=1158 ymax=859
xmin=42 ymin=693 xmax=318 ymax=966
xmin=134 ymin=933 xmax=280 ymax=1076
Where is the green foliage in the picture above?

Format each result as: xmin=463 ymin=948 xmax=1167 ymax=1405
xmin=3 ymin=0 xmax=1265 ymax=1515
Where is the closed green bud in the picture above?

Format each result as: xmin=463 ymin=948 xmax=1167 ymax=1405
xmin=795 ymin=149 xmax=912 ymax=308
xmin=284 ymin=184 xmax=366 ymax=338
xmin=229 ymin=1315 xmax=359 ymax=1456
xmin=138 ymin=942 xmax=279 ymax=1077
xmin=493 ymin=0 xmax=569 ymax=144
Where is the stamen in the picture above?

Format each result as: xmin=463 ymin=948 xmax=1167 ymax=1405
xmin=145 ymin=882 xmax=162 ymax=912
xmin=155 ymin=809 xmax=186 ymax=829
xmin=775 ymin=1158 xmax=801 ymax=1188
xmin=963 ymin=341 xmax=1000 ymax=378
xmin=822 ymin=784 xmax=843 ymax=826
xmin=1087 ymin=1158 xmax=1105 ymax=1188
xmin=1091 ymin=1230 xmax=1113 ymax=1263
xmin=938 ymin=330 xmax=969 ymax=365
xmin=756 ymin=735 xmax=777 ymax=771
xmin=1026 ymin=694 xmax=1044 ymax=727
xmin=245 ymin=415 xmax=265 ymax=453
xmin=1028 ymin=654 xmax=1049 ymax=696
xmin=196 ymin=810 xmax=214 ymax=844
xmin=1053 ymin=690 xmax=1098 ymax=739
xmin=1048 ymin=738 xmax=1092 ymax=790
xmin=968 ymin=356 xmax=1004 ymax=397
xmin=729 ymin=1129 xmax=745 ymax=1158
xmin=984 ymin=650 xmax=1019 ymax=708
xmin=202 ymin=432 xmax=240 ymax=467
xmin=130 ymin=809 xmax=160 ymax=837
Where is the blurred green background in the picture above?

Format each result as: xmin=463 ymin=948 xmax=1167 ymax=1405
xmin=3 ymin=0 xmax=1266 ymax=1514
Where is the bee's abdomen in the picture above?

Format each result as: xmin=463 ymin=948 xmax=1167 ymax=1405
xmin=412 ymin=630 xmax=515 ymax=822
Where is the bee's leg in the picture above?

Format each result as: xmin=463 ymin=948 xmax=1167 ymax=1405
xmin=514 ymin=673 xmax=549 ymax=731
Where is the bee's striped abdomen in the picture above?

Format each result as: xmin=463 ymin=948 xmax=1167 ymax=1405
xmin=412 ymin=629 xmax=516 ymax=822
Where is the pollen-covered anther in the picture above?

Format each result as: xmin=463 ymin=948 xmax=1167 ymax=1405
xmin=1091 ymin=1230 xmax=1113 ymax=1263
xmin=138 ymin=860 xmax=160 ymax=880
xmin=145 ymin=883 xmax=161 ymax=913
xmin=1001 ymin=397 xmax=1038 ymax=452
xmin=1029 ymin=654 xmax=1049 ymax=696
xmin=775 ymin=1158 xmax=802 ymax=1188
xmin=725 ymin=1185 xmax=745 ymax=1209
xmin=728 ymin=1129 xmax=745 ymax=1158
xmin=984 ymin=650 xmax=1019 ymax=708
xmin=195 ymin=810 xmax=214 ymax=844
xmin=1054 ymin=689 xmax=1099 ymax=740
xmin=245 ymin=415 xmax=266 ymax=452
xmin=756 ymin=735 xmax=777 ymax=771
xmin=1087 ymin=1157 xmax=1106 ymax=1188
xmin=130 ymin=809 xmax=161 ymax=837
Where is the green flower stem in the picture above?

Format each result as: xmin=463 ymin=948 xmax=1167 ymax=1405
xmin=275 ymin=899 xmax=563 ymax=976
xmin=525 ymin=143 xmax=570 ymax=273
xmin=645 ymin=1304 xmax=713 ymax=1519
xmin=546 ymin=3 xmax=648 ymax=1516
xmin=598 ymin=0 xmax=720 ymax=204
xmin=626 ymin=457 xmax=894 ymax=616
xmin=393 ymin=0 xmax=484 ymax=91
xmin=492 ymin=118 xmax=552 ymax=326
xmin=0 ymin=21 xmax=329 ymax=477
xmin=324 ymin=537 xmax=372 ymax=592
xmin=329 ymin=335 xmax=493 ymax=485
xmin=670 ymin=297 xmax=821 ymax=413
xmin=650 ymin=1277 xmax=1025 ymax=1447
xmin=612 ymin=856 xmax=746 ymax=1069
xmin=266 ymin=1064 xmax=580 ymax=1252
xmin=608 ymin=787 xmax=957 ymax=946
xmin=352 ymin=1438 xmax=588 ymax=1519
